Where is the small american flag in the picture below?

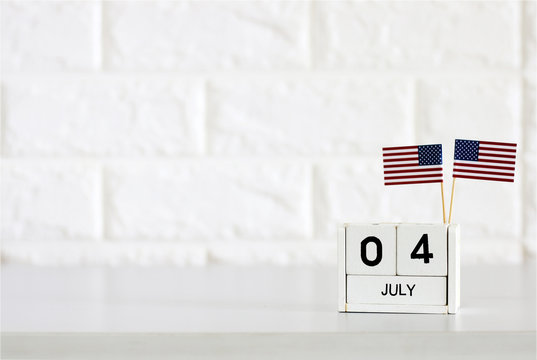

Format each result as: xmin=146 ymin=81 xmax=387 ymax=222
xmin=383 ymin=144 xmax=443 ymax=186
xmin=453 ymin=139 xmax=516 ymax=182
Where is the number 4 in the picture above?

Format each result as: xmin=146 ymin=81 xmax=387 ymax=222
xmin=411 ymin=234 xmax=434 ymax=264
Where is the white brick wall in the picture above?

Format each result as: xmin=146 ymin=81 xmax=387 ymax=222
xmin=1 ymin=1 xmax=535 ymax=266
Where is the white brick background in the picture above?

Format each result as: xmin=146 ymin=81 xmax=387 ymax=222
xmin=0 ymin=1 xmax=535 ymax=266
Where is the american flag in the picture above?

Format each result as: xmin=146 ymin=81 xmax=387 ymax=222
xmin=453 ymin=139 xmax=516 ymax=182
xmin=383 ymin=144 xmax=443 ymax=186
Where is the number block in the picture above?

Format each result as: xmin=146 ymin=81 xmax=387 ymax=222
xmin=338 ymin=223 xmax=460 ymax=314
xmin=396 ymin=224 xmax=447 ymax=276
xmin=345 ymin=224 xmax=396 ymax=275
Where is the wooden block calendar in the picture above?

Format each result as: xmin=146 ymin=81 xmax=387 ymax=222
xmin=338 ymin=223 xmax=460 ymax=314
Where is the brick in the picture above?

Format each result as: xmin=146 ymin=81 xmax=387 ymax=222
xmin=3 ymin=77 xmax=203 ymax=156
xmin=416 ymin=78 xmax=521 ymax=146
xmin=103 ymin=1 xmax=308 ymax=70
xmin=207 ymin=78 xmax=411 ymax=155
xmin=313 ymin=2 xmax=518 ymax=69
xmin=104 ymin=161 xmax=310 ymax=240
xmin=0 ymin=161 xmax=100 ymax=241
xmin=1 ymin=1 xmax=97 ymax=71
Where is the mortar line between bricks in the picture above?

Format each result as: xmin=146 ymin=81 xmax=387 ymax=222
xmin=521 ymin=74 xmax=536 ymax=248
xmin=307 ymin=161 xmax=315 ymax=241
xmin=306 ymin=0 xmax=313 ymax=71
xmin=0 ymin=156 xmax=386 ymax=163
xmin=95 ymin=162 xmax=105 ymax=242
xmin=518 ymin=78 xmax=528 ymax=247
xmin=199 ymin=79 xmax=208 ymax=155
xmin=1 ymin=239 xmax=332 ymax=244
xmin=1 ymin=237 xmax=526 ymax=244
xmin=2 ymin=154 xmax=534 ymax=165
xmin=94 ymin=0 xmax=104 ymax=71
xmin=0 ymin=81 xmax=5 ymax=157
xmin=516 ymin=0 xmax=524 ymax=70
xmin=0 ymin=70 xmax=529 ymax=79
xmin=410 ymin=78 xmax=418 ymax=144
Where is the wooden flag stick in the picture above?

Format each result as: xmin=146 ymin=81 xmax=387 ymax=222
xmin=441 ymin=182 xmax=446 ymax=224
xmin=448 ymin=178 xmax=456 ymax=223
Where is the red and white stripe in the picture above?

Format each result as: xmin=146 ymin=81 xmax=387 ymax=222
xmin=383 ymin=145 xmax=443 ymax=186
xmin=453 ymin=141 xmax=516 ymax=182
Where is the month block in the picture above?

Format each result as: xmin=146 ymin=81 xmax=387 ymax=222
xmin=347 ymin=275 xmax=446 ymax=305
xmin=345 ymin=224 xmax=396 ymax=275
xmin=396 ymin=224 xmax=447 ymax=276
xmin=338 ymin=223 xmax=460 ymax=314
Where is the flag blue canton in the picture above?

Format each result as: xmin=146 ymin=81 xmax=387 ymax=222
xmin=418 ymin=144 xmax=442 ymax=166
xmin=454 ymin=139 xmax=479 ymax=161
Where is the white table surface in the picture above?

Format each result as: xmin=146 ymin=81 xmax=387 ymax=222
xmin=1 ymin=262 xmax=536 ymax=359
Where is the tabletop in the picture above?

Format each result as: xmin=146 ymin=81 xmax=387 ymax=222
xmin=1 ymin=262 xmax=535 ymax=359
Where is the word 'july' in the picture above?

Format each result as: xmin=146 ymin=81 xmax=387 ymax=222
xmin=381 ymin=283 xmax=416 ymax=297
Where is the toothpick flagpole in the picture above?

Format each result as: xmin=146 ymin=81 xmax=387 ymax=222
xmin=448 ymin=178 xmax=456 ymax=223
xmin=441 ymin=182 xmax=446 ymax=224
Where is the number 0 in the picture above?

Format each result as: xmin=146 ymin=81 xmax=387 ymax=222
xmin=361 ymin=236 xmax=382 ymax=266
xmin=411 ymin=234 xmax=434 ymax=263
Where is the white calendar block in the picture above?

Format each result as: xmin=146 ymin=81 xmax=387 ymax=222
xmin=338 ymin=223 xmax=460 ymax=314
xmin=345 ymin=224 xmax=396 ymax=275
xmin=396 ymin=224 xmax=447 ymax=276
xmin=347 ymin=275 xmax=446 ymax=305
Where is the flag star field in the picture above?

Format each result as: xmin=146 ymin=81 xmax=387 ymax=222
xmin=454 ymin=140 xmax=479 ymax=161
xmin=418 ymin=144 xmax=443 ymax=166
